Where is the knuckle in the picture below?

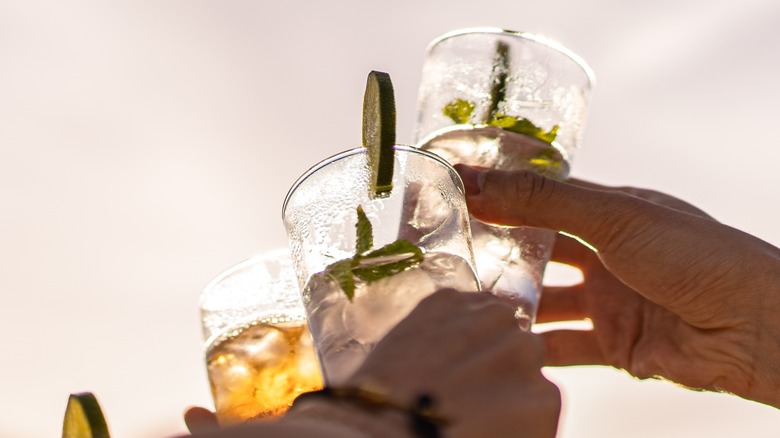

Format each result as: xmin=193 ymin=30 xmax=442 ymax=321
xmin=588 ymin=192 xmax=647 ymax=255
xmin=487 ymin=170 xmax=553 ymax=224
xmin=513 ymin=171 xmax=552 ymax=214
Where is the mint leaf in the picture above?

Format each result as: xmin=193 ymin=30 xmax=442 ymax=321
xmin=353 ymin=240 xmax=424 ymax=283
xmin=441 ymin=101 xmax=559 ymax=146
xmin=488 ymin=113 xmax=521 ymax=129
xmin=321 ymin=206 xmax=425 ymax=301
xmin=355 ymin=205 xmax=373 ymax=254
xmin=326 ymin=258 xmax=357 ymax=301
xmin=363 ymin=239 xmax=423 ymax=260
xmin=443 ymin=98 xmax=475 ymax=124
xmin=528 ymin=149 xmax=561 ymax=170
xmin=489 ymin=114 xmax=558 ymax=145
xmin=536 ymin=125 xmax=559 ymax=144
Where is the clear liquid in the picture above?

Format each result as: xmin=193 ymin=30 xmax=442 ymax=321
xmin=420 ymin=126 xmax=569 ymax=330
xmin=206 ymin=320 xmax=323 ymax=424
xmin=302 ymin=251 xmax=479 ymax=384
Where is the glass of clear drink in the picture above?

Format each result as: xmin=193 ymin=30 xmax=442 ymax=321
xmin=283 ymin=145 xmax=479 ymax=385
xmin=414 ymin=28 xmax=595 ymax=330
xmin=200 ymin=249 xmax=323 ymax=424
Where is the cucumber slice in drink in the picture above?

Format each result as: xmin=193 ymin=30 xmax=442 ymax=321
xmin=362 ymin=70 xmax=396 ymax=197
xmin=62 ymin=392 xmax=110 ymax=438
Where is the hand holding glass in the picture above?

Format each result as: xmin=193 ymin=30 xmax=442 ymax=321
xmin=283 ymin=145 xmax=479 ymax=384
xmin=414 ymin=28 xmax=595 ymax=329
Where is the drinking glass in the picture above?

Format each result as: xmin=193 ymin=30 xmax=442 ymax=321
xmin=200 ymin=249 xmax=323 ymax=424
xmin=414 ymin=28 xmax=595 ymax=330
xmin=283 ymin=145 xmax=479 ymax=384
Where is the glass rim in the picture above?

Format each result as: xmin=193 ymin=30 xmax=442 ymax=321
xmin=426 ymin=27 xmax=596 ymax=88
xmin=200 ymin=248 xmax=305 ymax=348
xmin=201 ymin=247 xmax=295 ymax=301
xmin=281 ymin=144 xmax=465 ymax=219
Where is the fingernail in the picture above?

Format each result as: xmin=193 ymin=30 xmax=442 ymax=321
xmin=455 ymin=164 xmax=486 ymax=196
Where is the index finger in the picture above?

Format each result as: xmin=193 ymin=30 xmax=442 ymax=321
xmin=455 ymin=164 xmax=660 ymax=252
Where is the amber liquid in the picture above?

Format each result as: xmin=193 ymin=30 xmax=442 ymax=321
xmin=206 ymin=320 xmax=323 ymax=424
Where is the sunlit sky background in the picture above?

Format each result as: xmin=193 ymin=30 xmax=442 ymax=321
xmin=1 ymin=1 xmax=779 ymax=436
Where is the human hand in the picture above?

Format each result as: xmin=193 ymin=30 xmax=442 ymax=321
xmin=456 ymin=164 xmax=780 ymax=408
xmin=179 ymin=289 xmax=560 ymax=438
xmin=340 ymin=289 xmax=560 ymax=438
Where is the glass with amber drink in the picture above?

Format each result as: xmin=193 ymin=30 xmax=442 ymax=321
xmin=199 ymin=249 xmax=323 ymax=424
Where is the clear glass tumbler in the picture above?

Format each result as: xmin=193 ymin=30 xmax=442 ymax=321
xmin=414 ymin=28 xmax=595 ymax=329
xmin=283 ymin=145 xmax=479 ymax=384
xmin=200 ymin=249 xmax=323 ymax=424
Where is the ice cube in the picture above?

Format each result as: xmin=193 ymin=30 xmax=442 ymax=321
xmin=342 ymin=266 xmax=435 ymax=345
xmin=317 ymin=338 xmax=371 ymax=385
xmin=303 ymin=274 xmax=348 ymax=347
xmin=239 ymin=325 xmax=290 ymax=369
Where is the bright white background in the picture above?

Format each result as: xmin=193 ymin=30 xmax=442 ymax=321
xmin=1 ymin=1 xmax=779 ymax=436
